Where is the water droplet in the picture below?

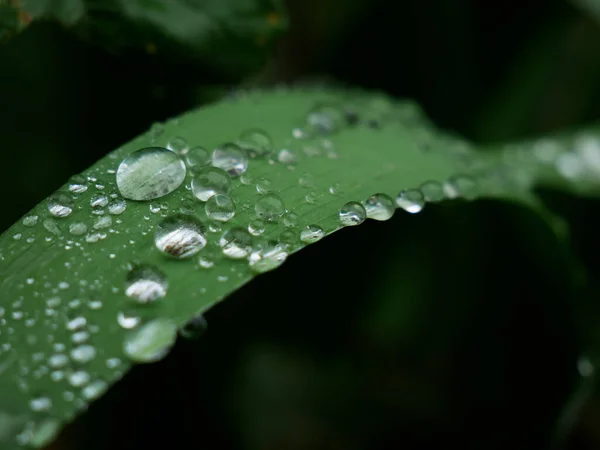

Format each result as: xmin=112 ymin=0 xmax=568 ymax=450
xmin=68 ymin=370 xmax=90 ymax=387
xmin=93 ymin=215 xmax=112 ymax=230
xmin=205 ymin=194 xmax=236 ymax=222
xmin=238 ymin=129 xmax=272 ymax=157
xmin=306 ymin=103 xmax=345 ymax=134
xmin=255 ymin=194 xmax=285 ymax=222
xmin=248 ymin=241 xmax=288 ymax=273
xmin=90 ymin=194 xmax=108 ymax=208
xmin=185 ymin=146 xmax=210 ymax=168
xmin=198 ymin=248 xmax=218 ymax=269
xmin=395 ymin=189 xmax=425 ymax=213
xmin=329 ymin=184 xmax=342 ymax=195
xmin=117 ymin=310 xmax=141 ymax=329
xmin=108 ymin=199 xmax=127 ymax=215
xmin=167 ymin=136 xmax=189 ymax=154
xmin=28 ymin=418 xmax=61 ymax=448
xmin=154 ymin=214 xmax=206 ymax=258
xmin=363 ymin=193 xmax=395 ymax=221
xmin=47 ymin=192 xmax=73 ymax=218
xmin=248 ymin=219 xmax=266 ymax=236
xmin=219 ymin=228 xmax=253 ymax=259
xmin=277 ymin=148 xmax=297 ymax=165
xmin=279 ymin=229 xmax=297 ymax=245
xmin=283 ymin=212 xmax=298 ymax=228
xmin=49 ymin=354 xmax=69 ymax=369
xmin=298 ymin=173 xmax=314 ymax=187
xmin=149 ymin=202 xmax=162 ymax=214
xmin=305 ymin=191 xmax=318 ymax=204
xmin=22 ymin=215 xmax=38 ymax=227
xmin=191 ymin=167 xmax=231 ymax=201
xmin=443 ymin=175 xmax=478 ymax=200
xmin=116 ymin=147 xmax=186 ymax=201
xmin=339 ymin=202 xmax=366 ymax=226
xmin=29 ymin=396 xmax=52 ymax=412
xmin=300 ymin=225 xmax=324 ymax=243
xmin=43 ymin=218 xmax=61 ymax=236
xmin=82 ymin=379 xmax=108 ymax=401
xmin=70 ymin=345 xmax=96 ymax=363
xmin=212 ymin=143 xmax=248 ymax=177
xmin=125 ymin=264 xmax=168 ymax=304
xmin=68 ymin=174 xmax=88 ymax=194
xmin=256 ymin=178 xmax=272 ymax=194
xmin=420 ymin=181 xmax=445 ymax=202
xmin=123 ymin=318 xmax=177 ymax=363
xmin=179 ymin=315 xmax=207 ymax=340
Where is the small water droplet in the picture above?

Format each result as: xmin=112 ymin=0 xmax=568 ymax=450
xmin=125 ymin=264 xmax=168 ymax=304
xmin=149 ymin=202 xmax=162 ymax=214
xmin=108 ymin=199 xmax=127 ymax=215
xmin=93 ymin=215 xmax=112 ymax=230
xmin=279 ymin=229 xmax=297 ymax=245
xmin=255 ymin=194 xmax=285 ymax=222
xmin=198 ymin=248 xmax=218 ymax=269
xmin=47 ymin=192 xmax=73 ymax=218
xmin=191 ymin=167 xmax=231 ymax=201
xmin=248 ymin=241 xmax=288 ymax=273
xmin=28 ymin=418 xmax=61 ymax=448
xmin=123 ymin=318 xmax=177 ymax=363
xmin=363 ymin=193 xmax=395 ymax=221
xmin=420 ymin=181 xmax=445 ymax=202
xmin=205 ymin=194 xmax=236 ymax=222
xmin=305 ymin=191 xmax=319 ymax=204
xmin=443 ymin=175 xmax=478 ymax=200
xmin=238 ymin=129 xmax=273 ymax=157
xmin=395 ymin=189 xmax=425 ymax=213
xmin=82 ymin=379 xmax=108 ymax=401
xmin=185 ymin=146 xmax=210 ymax=168
xmin=116 ymin=147 xmax=186 ymax=201
xmin=70 ymin=345 xmax=96 ymax=363
xmin=22 ymin=215 xmax=38 ymax=227
xmin=30 ymin=396 xmax=52 ymax=412
xmin=339 ymin=202 xmax=366 ymax=226
xmin=219 ymin=228 xmax=253 ymax=259
xmin=256 ymin=178 xmax=272 ymax=194
xmin=300 ymin=224 xmax=324 ymax=243
xmin=49 ymin=354 xmax=69 ymax=369
xmin=154 ymin=214 xmax=206 ymax=258
xmin=179 ymin=315 xmax=207 ymax=340
xmin=277 ymin=148 xmax=297 ymax=165
xmin=68 ymin=174 xmax=88 ymax=194
xmin=68 ymin=370 xmax=90 ymax=387
xmin=298 ymin=173 xmax=314 ymax=187
xmin=212 ymin=143 xmax=248 ymax=177
xmin=117 ymin=310 xmax=141 ymax=329
xmin=283 ymin=212 xmax=299 ymax=228
xmin=306 ymin=103 xmax=345 ymax=134
xmin=90 ymin=194 xmax=108 ymax=208
xmin=167 ymin=136 xmax=189 ymax=154
xmin=248 ymin=219 xmax=266 ymax=236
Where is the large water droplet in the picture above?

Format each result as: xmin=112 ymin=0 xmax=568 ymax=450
xmin=219 ymin=228 xmax=253 ymax=259
xmin=154 ymin=214 xmax=206 ymax=258
xmin=47 ymin=192 xmax=73 ymax=218
xmin=205 ymin=194 xmax=236 ymax=222
xmin=300 ymin=225 xmax=324 ymax=243
xmin=212 ymin=143 xmax=248 ymax=177
xmin=248 ymin=241 xmax=288 ymax=273
xmin=191 ymin=167 xmax=231 ymax=201
xmin=238 ymin=129 xmax=273 ymax=157
xmin=125 ymin=264 xmax=168 ymax=304
xmin=116 ymin=147 xmax=186 ymax=201
xmin=339 ymin=202 xmax=366 ymax=226
xmin=255 ymin=194 xmax=285 ymax=222
xmin=123 ymin=318 xmax=177 ymax=363
xmin=395 ymin=189 xmax=425 ymax=213
xmin=363 ymin=193 xmax=395 ymax=221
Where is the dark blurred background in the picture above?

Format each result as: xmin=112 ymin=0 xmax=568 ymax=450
xmin=3 ymin=0 xmax=600 ymax=448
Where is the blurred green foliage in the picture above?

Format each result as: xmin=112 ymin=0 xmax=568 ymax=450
xmin=2 ymin=0 xmax=600 ymax=449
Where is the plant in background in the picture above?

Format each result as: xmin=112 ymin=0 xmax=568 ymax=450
xmin=1 ymin=0 xmax=600 ymax=449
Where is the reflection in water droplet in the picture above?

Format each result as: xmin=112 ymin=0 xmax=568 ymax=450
xmin=205 ymin=194 xmax=236 ymax=222
xmin=180 ymin=315 xmax=207 ymax=340
xmin=363 ymin=193 xmax=395 ymax=221
xmin=116 ymin=147 xmax=186 ymax=201
xmin=154 ymin=214 xmax=206 ymax=258
xmin=395 ymin=189 xmax=425 ymax=213
xmin=255 ymin=194 xmax=285 ymax=222
xmin=191 ymin=167 xmax=231 ymax=201
xmin=300 ymin=225 xmax=324 ymax=243
xmin=339 ymin=202 xmax=366 ymax=226
xmin=47 ymin=192 xmax=73 ymax=218
xmin=212 ymin=143 xmax=248 ymax=177
xmin=123 ymin=318 xmax=177 ymax=363
xmin=219 ymin=228 xmax=253 ymax=259
xmin=248 ymin=241 xmax=288 ymax=273
xmin=125 ymin=264 xmax=168 ymax=304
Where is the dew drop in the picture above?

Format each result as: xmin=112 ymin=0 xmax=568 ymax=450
xmin=248 ymin=241 xmax=288 ymax=273
xmin=205 ymin=194 xmax=236 ymax=222
xmin=185 ymin=146 xmax=210 ymax=168
xmin=154 ymin=214 xmax=206 ymax=258
xmin=420 ymin=181 xmax=445 ymax=202
xmin=298 ymin=173 xmax=314 ymax=188
xmin=395 ymin=189 xmax=425 ymax=213
xmin=256 ymin=178 xmax=272 ymax=194
xmin=90 ymin=194 xmax=108 ymax=208
xmin=219 ymin=228 xmax=253 ymax=259
xmin=47 ymin=192 xmax=73 ymax=218
xmin=363 ymin=193 xmax=395 ymax=221
xmin=125 ymin=264 xmax=168 ymax=304
xmin=29 ymin=396 xmax=52 ymax=412
xmin=339 ymin=202 xmax=366 ymax=226
xmin=22 ymin=215 xmax=38 ymax=227
xmin=123 ymin=318 xmax=177 ymax=363
xmin=179 ymin=315 xmax=207 ymax=340
xmin=116 ymin=147 xmax=186 ymax=201
xmin=248 ymin=219 xmax=266 ymax=236
xmin=70 ymin=345 xmax=96 ymax=363
xmin=306 ymin=103 xmax=345 ymax=134
xmin=198 ymin=248 xmax=217 ymax=269
xmin=191 ymin=167 xmax=231 ymax=201
xmin=82 ymin=379 xmax=108 ymax=401
xmin=279 ymin=229 xmax=297 ymax=246
xmin=255 ymin=194 xmax=285 ymax=222
xmin=93 ymin=215 xmax=112 ymax=230
xmin=68 ymin=174 xmax=88 ymax=194
xmin=167 ymin=136 xmax=189 ymax=154
xmin=28 ymin=418 xmax=60 ymax=448
xmin=108 ymin=199 xmax=127 ymax=215
xmin=283 ymin=212 xmax=299 ymax=228
xmin=277 ymin=148 xmax=297 ymax=165
xmin=444 ymin=175 xmax=478 ymax=200
xmin=300 ymin=225 xmax=324 ymax=243
xmin=68 ymin=370 xmax=90 ymax=387
xmin=212 ymin=143 xmax=248 ymax=177
xmin=238 ymin=129 xmax=273 ymax=157
xmin=117 ymin=310 xmax=141 ymax=329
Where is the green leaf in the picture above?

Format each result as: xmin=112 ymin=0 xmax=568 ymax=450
xmin=0 ymin=86 xmax=599 ymax=448
xmin=0 ymin=0 xmax=285 ymax=74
